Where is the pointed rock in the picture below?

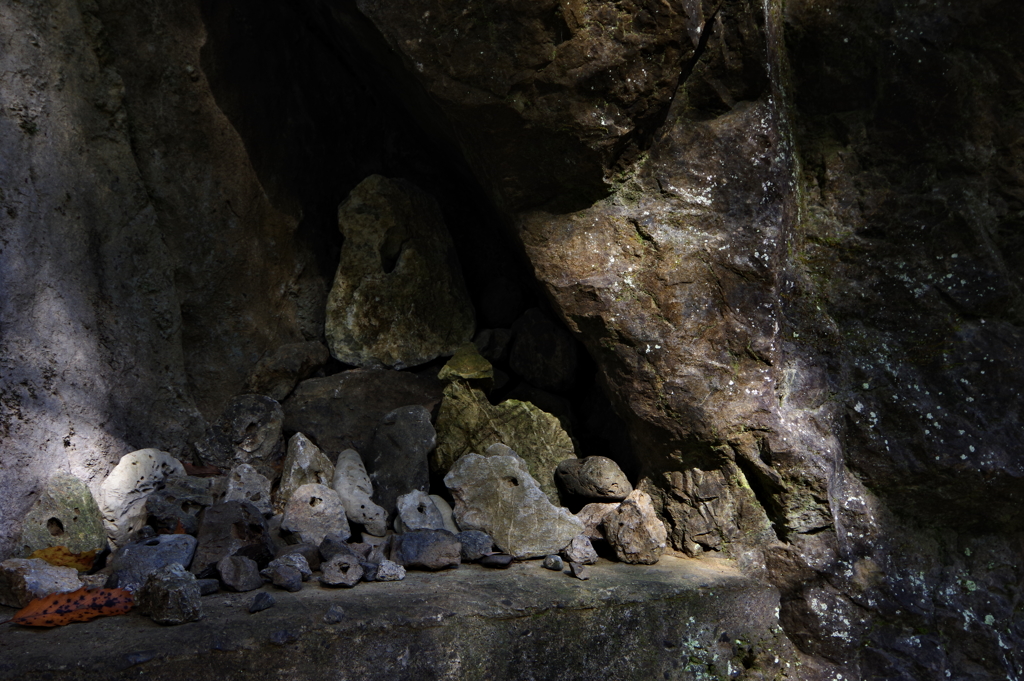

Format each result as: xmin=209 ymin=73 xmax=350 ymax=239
xmin=331 ymin=449 xmax=387 ymax=537
xmin=275 ymin=433 xmax=335 ymax=513
xmin=280 ymin=484 xmax=350 ymax=546
xmin=603 ymin=490 xmax=667 ymax=565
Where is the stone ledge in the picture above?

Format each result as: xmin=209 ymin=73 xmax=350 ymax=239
xmin=0 ymin=557 xmax=800 ymax=680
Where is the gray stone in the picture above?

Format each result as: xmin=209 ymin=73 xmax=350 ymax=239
xmin=556 ymin=457 xmax=632 ymax=500
xmin=509 ymin=308 xmax=579 ymax=393
xmin=444 ymin=453 xmax=583 ymax=559
xmin=275 ymin=433 xmax=336 ymax=513
xmin=280 ymin=484 xmax=350 ymax=546
xmin=196 ymin=578 xmax=220 ymax=596
xmin=569 ymin=562 xmax=590 ymax=580
xmin=99 ymin=449 xmax=187 ymax=547
xmin=249 ymin=592 xmax=276 ymax=613
xmin=223 ymin=464 xmax=273 ymax=517
xmin=194 ymin=395 xmax=285 ymax=481
xmin=262 ymin=564 xmax=303 ymax=592
xmin=266 ymin=514 xmax=291 ymax=555
xmin=390 ymin=530 xmax=461 ymax=570
xmin=375 ymin=559 xmax=406 ymax=582
xmin=320 ymin=553 xmax=364 ymax=587
xmin=457 ymin=531 xmax=494 ymax=562
xmin=244 ymin=341 xmax=331 ymax=402
xmin=318 ymin=533 xmax=361 ymax=562
xmin=262 ymin=554 xmax=312 ymax=581
xmin=542 ymin=555 xmax=563 ymax=571
xmin=603 ymin=490 xmax=667 ymax=565
xmin=216 ymin=555 xmax=263 ymax=592
xmin=324 ymin=174 xmax=475 ymax=370
xmin=395 ymin=490 xmax=446 ymax=532
xmin=145 ymin=476 xmax=221 ymax=535
xmin=137 ymin=563 xmax=203 ymax=625
xmin=564 ymin=535 xmax=598 ymax=566
xmin=331 ymin=449 xmax=387 ymax=537
xmin=324 ymin=604 xmax=345 ymax=623
xmin=575 ymin=503 xmax=620 ymax=542
xmin=275 ymin=543 xmax=321 ymax=572
xmin=429 ymin=495 xmax=460 ymax=534
xmin=0 ymin=558 xmax=81 ymax=608
xmin=366 ymin=405 xmax=435 ymax=514
xmin=17 ymin=473 xmax=106 ymax=558
xmin=479 ymin=554 xmax=514 ymax=569
xmin=107 ymin=534 xmax=198 ymax=592
xmin=434 ymin=381 xmax=576 ymax=504
xmin=282 ymin=370 xmax=443 ymax=458
xmin=190 ymin=501 xmax=275 ymax=577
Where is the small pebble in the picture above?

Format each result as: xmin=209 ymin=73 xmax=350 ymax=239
xmin=569 ymin=562 xmax=590 ymax=580
xmin=542 ymin=555 xmax=563 ymax=571
xmin=324 ymin=604 xmax=345 ymax=624
xmin=249 ymin=591 xmax=276 ymax=613
xmin=480 ymin=553 xmax=514 ymax=569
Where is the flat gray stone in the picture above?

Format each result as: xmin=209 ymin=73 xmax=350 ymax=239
xmin=107 ymin=534 xmax=198 ymax=592
xmin=275 ymin=433 xmax=336 ymax=514
xmin=331 ymin=449 xmax=387 ymax=537
xmin=555 ymin=456 xmax=632 ymax=500
xmin=0 ymin=558 xmax=81 ymax=608
xmin=280 ymin=484 xmax=350 ymax=546
xmin=445 ymin=453 xmax=583 ymax=559
xmin=17 ymin=473 xmax=106 ymax=558
xmin=99 ymin=449 xmax=186 ymax=547
xmin=366 ymin=406 xmax=435 ymax=514
xmin=602 ymin=490 xmax=667 ymax=565
xmin=395 ymin=490 xmax=446 ymax=532
xmin=137 ymin=562 xmax=203 ymax=625
xmin=390 ymin=530 xmax=461 ymax=571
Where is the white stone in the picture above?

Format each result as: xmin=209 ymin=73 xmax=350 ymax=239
xmin=332 ymin=449 xmax=387 ymax=536
xmin=99 ymin=449 xmax=186 ymax=547
xmin=396 ymin=490 xmax=446 ymax=532
xmin=280 ymin=483 xmax=350 ymax=546
xmin=429 ymin=494 xmax=459 ymax=534
xmin=274 ymin=433 xmax=335 ymax=513
xmin=223 ymin=463 xmax=272 ymax=516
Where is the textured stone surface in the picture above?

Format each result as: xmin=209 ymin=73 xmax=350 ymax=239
xmin=457 ymin=531 xmax=494 ymax=562
xmin=390 ymin=530 xmax=461 ymax=571
xmin=99 ymin=449 xmax=187 ymax=547
xmin=0 ymin=558 xmax=81 ymax=608
xmin=107 ymin=534 xmax=198 ymax=592
xmin=603 ymin=490 xmax=667 ymax=565
xmin=282 ymin=370 xmax=444 ymax=458
xmin=222 ymin=464 xmax=273 ymax=517
xmin=17 ymin=473 xmax=106 ymax=557
xmin=331 ymin=449 xmax=387 ymax=537
xmin=434 ymin=381 xmax=576 ymax=504
xmin=145 ymin=476 xmax=221 ymax=535
xmin=437 ymin=342 xmax=493 ymax=388
xmin=575 ymin=503 xmax=620 ymax=542
xmin=137 ymin=562 xmax=203 ymax=625
xmin=429 ymin=495 xmax=459 ymax=534
xmin=366 ymin=406 xmax=435 ymax=514
xmin=564 ymin=535 xmax=598 ymax=566
xmin=395 ymin=491 xmax=446 ymax=533
xmin=194 ymin=395 xmax=285 ymax=481
xmin=243 ymin=342 xmax=330 ymax=402
xmin=320 ymin=553 xmax=364 ymax=588
xmin=556 ymin=456 xmax=632 ymax=500
xmin=275 ymin=433 xmax=336 ymax=513
xmin=445 ymin=453 xmax=583 ymax=559
xmin=280 ymin=484 xmax=350 ymax=546
xmin=216 ymin=555 xmax=263 ymax=593
xmin=262 ymin=554 xmax=312 ymax=582
xmin=324 ymin=174 xmax=475 ymax=369
xmin=374 ymin=559 xmax=406 ymax=582
xmin=190 ymin=501 xmax=275 ymax=577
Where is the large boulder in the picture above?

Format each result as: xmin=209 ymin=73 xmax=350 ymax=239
xmin=444 ymin=452 xmax=583 ymax=559
xmin=324 ymin=175 xmax=475 ymax=369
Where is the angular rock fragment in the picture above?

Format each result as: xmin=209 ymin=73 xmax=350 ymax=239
xmin=437 ymin=342 xmax=494 ymax=389
xmin=602 ymin=490 xmax=667 ymax=565
xmin=390 ymin=530 xmax=461 ymax=570
xmin=430 ymin=495 xmax=460 ymax=534
xmin=262 ymin=554 xmax=311 ymax=584
xmin=107 ymin=534 xmax=197 ymax=592
xmin=375 ymin=559 xmax=406 ymax=582
xmin=331 ymin=449 xmax=387 ymax=536
xmin=223 ymin=464 xmax=273 ymax=516
xmin=445 ymin=453 xmax=583 ymax=559
xmin=243 ymin=341 xmax=330 ymax=402
xmin=324 ymin=174 xmax=475 ymax=369
xmin=194 ymin=395 xmax=286 ymax=481
xmin=190 ymin=501 xmax=275 ymax=577
xmin=569 ymin=562 xmax=590 ymax=580
xmin=18 ymin=473 xmax=106 ymax=557
xmin=396 ymin=490 xmax=446 ymax=532
xmin=249 ymin=592 xmax=275 ymax=613
xmin=275 ymin=543 xmax=321 ymax=572
xmin=138 ymin=563 xmax=203 ymax=625
xmin=366 ymin=405 xmax=435 ymax=514
xmin=318 ymin=532 xmax=361 ymax=563
xmin=320 ymin=554 xmax=363 ymax=587
xmin=480 ymin=554 xmax=514 ymax=569
xmin=280 ymin=484 xmax=350 ymax=546
xmin=556 ymin=456 xmax=633 ymax=500
xmin=217 ymin=555 xmax=263 ymax=592
xmin=576 ymin=503 xmax=621 ymax=541
xmin=564 ymin=535 xmax=598 ymax=566
xmin=145 ymin=476 xmax=221 ymax=535
xmin=0 ymin=558 xmax=81 ymax=608
xmin=261 ymin=564 xmax=302 ymax=592
xmin=100 ymin=449 xmax=186 ymax=547
xmin=275 ymin=433 xmax=336 ymax=513
xmin=457 ymin=531 xmax=494 ymax=562
xmin=434 ymin=381 xmax=576 ymax=504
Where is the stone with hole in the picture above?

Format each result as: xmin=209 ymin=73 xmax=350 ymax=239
xmin=100 ymin=449 xmax=186 ymax=547
xmin=280 ymin=484 xmax=350 ymax=546
xmin=331 ymin=449 xmax=387 ymax=537
xmin=18 ymin=473 xmax=106 ymax=558
xmin=395 ymin=490 xmax=446 ymax=532
xmin=275 ymin=433 xmax=336 ymax=514
xmin=223 ymin=464 xmax=273 ymax=516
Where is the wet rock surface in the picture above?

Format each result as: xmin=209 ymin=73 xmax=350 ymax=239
xmin=99 ymin=450 xmax=186 ymax=547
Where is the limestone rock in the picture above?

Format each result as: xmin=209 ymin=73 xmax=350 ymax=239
xmin=244 ymin=341 xmax=331 ymax=402
xmin=223 ymin=464 xmax=273 ymax=517
xmin=603 ymin=490 xmax=667 ymax=565
xmin=457 ymin=531 xmax=494 ymax=562
xmin=375 ymin=559 xmax=406 ymax=582
xmin=275 ymin=433 xmax=336 ymax=513
xmin=429 ymin=495 xmax=459 ymax=534
xmin=191 ymin=501 xmax=275 ymax=577
xmin=556 ymin=457 xmax=633 ymax=501
xmin=564 ymin=535 xmax=598 ymax=566
xmin=320 ymin=553 xmax=363 ymax=587
xmin=509 ymin=308 xmax=579 ymax=393
xmin=280 ymin=484 xmax=350 ymax=546
xmin=390 ymin=530 xmax=461 ymax=570
xmin=366 ymin=406 xmax=435 ymax=514
xmin=217 ymin=555 xmax=263 ymax=592
xmin=576 ymin=503 xmax=621 ymax=542
xmin=145 ymin=476 xmax=222 ymax=535
xmin=331 ymin=449 xmax=387 ymax=537
xmin=437 ymin=342 xmax=493 ymax=389
xmin=100 ymin=449 xmax=186 ymax=547
xmin=283 ymin=369 xmax=443 ymax=457
xmin=17 ymin=473 xmax=106 ymax=558
xmin=137 ymin=562 xmax=203 ymax=625
xmin=445 ymin=453 xmax=583 ymax=559
xmin=324 ymin=174 xmax=475 ymax=369
xmin=0 ymin=558 xmax=81 ymax=608
xmin=434 ymin=381 xmax=577 ymax=504
xmin=194 ymin=395 xmax=285 ymax=480
xmin=107 ymin=534 xmax=198 ymax=592
xmin=396 ymin=490 xmax=446 ymax=532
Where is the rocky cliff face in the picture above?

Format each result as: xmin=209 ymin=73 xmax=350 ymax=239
xmin=1 ymin=0 xmax=1021 ymax=677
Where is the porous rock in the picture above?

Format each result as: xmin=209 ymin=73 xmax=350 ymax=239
xmin=320 ymin=553 xmax=363 ymax=587
xmin=145 ymin=476 xmax=222 ymax=535
xmin=576 ymin=503 xmax=621 ymax=542
xmin=280 ymin=484 xmax=350 ymax=546
xmin=0 ymin=558 xmax=81 ymax=608
xmin=17 ymin=473 xmax=106 ymax=557
xmin=564 ymin=535 xmax=598 ymax=566
xmin=445 ymin=452 xmax=583 ymax=559
xmin=366 ymin=405 xmax=435 ymax=514
xmin=190 ymin=501 xmax=275 ymax=577
xmin=137 ymin=562 xmax=203 ymax=625
xmin=223 ymin=464 xmax=273 ymax=517
xmin=275 ymin=433 xmax=336 ymax=513
xmin=243 ymin=341 xmax=330 ymax=402
xmin=395 ymin=490 xmax=446 ymax=532
xmin=99 ymin=449 xmax=186 ymax=547
xmin=390 ymin=530 xmax=461 ymax=570
xmin=603 ymin=490 xmax=667 ymax=565
xmin=193 ymin=395 xmax=285 ymax=480
xmin=556 ymin=457 xmax=632 ymax=501
xmin=434 ymin=381 xmax=576 ymax=504
xmin=107 ymin=534 xmax=198 ymax=592
xmin=324 ymin=174 xmax=475 ymax=369
xmin=331 ymin=449 xmax=387 ymax=536
xmin=217 ymin=555 xmax=263 ymax=592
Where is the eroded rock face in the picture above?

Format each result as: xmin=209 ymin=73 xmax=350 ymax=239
xmin=100 ymin=449 xmax=187 ymax=547
xmin=275 ymin=433 xmax=336 ymax=514
xmin=18 ymin=473 xmax=106 ymax=557
xmin=324 ymin=175 xmax=475 ymax=369
xmin=194 ymin=395 xmax=285 ymax=481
